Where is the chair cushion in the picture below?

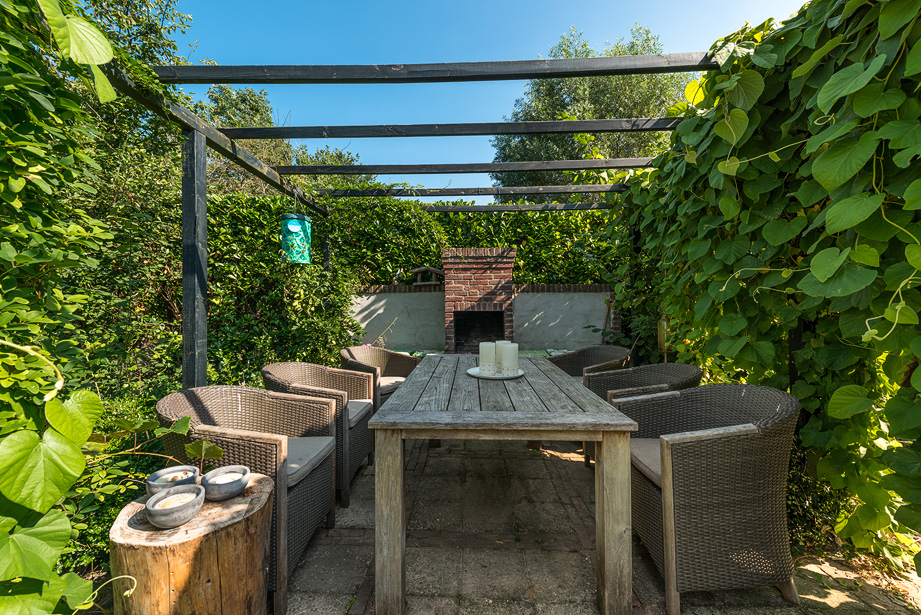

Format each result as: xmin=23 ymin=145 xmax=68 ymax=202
xmin=348 ymin=399 xmax=374 ymax=429
xmin=572 ymin=375 xmax=585 ymax=384
xmin=379 ymin=376 xmax=405 ymax=396
xmin=286 ymin=436 xmax=335 ymax=486
xmin=630 ymin=438 xmax=662 ymax=487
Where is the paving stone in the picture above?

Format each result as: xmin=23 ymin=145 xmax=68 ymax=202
xmin=417 ymin=474 xmax=466 ymax=501
xmin=532 ymin=601 xmax=599 ymax=614
xmin=459 ymin=598 xmax=536 ymax=614
xmin=410 ymin=496 xmax=464 ymax=531
xmin=499 ymin=441 xmax=532 ymax=455
xmin=505 ymin=459 xmax=551 ymax=480
xmin=335 ymin=497 xmax=374 ymax=530
xmin=465 ymin=440 xmax=505 ymax=453
xmin=425 ymin=457 xmax=467 ymax=476
xmin=348 ymin=472 xmax=375 ymax=503
xmin=460 ymin=548 xmax=533 ymax=601
xmin=468 ymin=458 xmax=511 ymax=476
xmin=407 ymin=546 xmax=464 ymax=597
xmin=463 ymin=498 xmax=515 ymax=533
xmin=512 ymin=501 xmax=575 ymax=534
xmin=795 ymin=570 xmax=875 ymax=612
xmin=286 ymin=591 xmax=354 ymax=615
xmin=631 ymin=553 xmax=666 ymax=606
xmin=406 ymin=595 xmax=461 ymax=614
xmin=710 ymin=585 xmax=789 ymax=608
xmin=463 ymin=476 xmax=517 ymax=503
xmin=289 ymin=544 xmax=371 ymax=594
xmin=523 ymin=550 xmax=595 ymax=603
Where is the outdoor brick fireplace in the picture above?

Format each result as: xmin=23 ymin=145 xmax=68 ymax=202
xmin=443 ymin=248 xmax=515 ymax=353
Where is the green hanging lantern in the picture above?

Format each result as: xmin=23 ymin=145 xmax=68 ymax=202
xmin=280 ymin=213 xmax=311 ymax=264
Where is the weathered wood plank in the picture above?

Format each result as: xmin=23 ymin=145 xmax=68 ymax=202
xmin=221 ymin=118 xmax=678 ymax=140
xmin=103 ymin=65 xmax=326 ymax=217
xmin=532 ymin=356 xmax=621 ymax=414
xmin=446 ymin=356 xmax=479 ymax=412
xmin=181 ymin=129 xmax=208 ymax=390
xmin=479 ymin=379 xmax=514 ymax=412
xmin=401 ymin=428 xmax=603 ymax=441
xmin=423 ymin=203 xmax=618 ymax=212
xmin=375 ymin=429 xmax=405 ymax=615
xmin=370 ymin=410 xmax=636 ymax=431
xmin=517 ymin=357 xmax=576 ymax=413
xmin=415 ymin=355 xmax=459 ymax=414
xmin=505 ymin=358 xmax=550 ymax=412
xmin=597 ymin=431 xmax=632 ymax=615
xmin=375 ymin=355 xmax=441 ymax=414
xmin=152 ymin=53 xmax=716 ymax=84
xmin=661 ymin=438 xmax=679 ymax=615
xmin=315 ymin=185 xmax=626 ymax=198
xmin=274 ymin=158 xmax=653 ymax=175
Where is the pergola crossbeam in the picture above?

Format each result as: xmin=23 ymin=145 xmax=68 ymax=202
xmin=221 ymin=118 xmax=678 ymax=140
xmin=314 ymin=185 xmax=626 ymax=197
xmin=423 ymin=203 xmax=618 ymax=212
xmin=151 ymin=52 xmax=716 ymax=84
xmin=275 ymin=158 xmax=653 ymax=175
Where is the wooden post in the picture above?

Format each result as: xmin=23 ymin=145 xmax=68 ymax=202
xmin=596 ymin=431 xmax=632 ymax=615
xmin=109 ymin=475 xmax=274 ymax=615
xmin=661 ymin=439 xmax=680 ymax=615
xmin=375 ymin=429 xmax=405 ymax=615
xmin=181 ymin=129 xmax=207 ymax=389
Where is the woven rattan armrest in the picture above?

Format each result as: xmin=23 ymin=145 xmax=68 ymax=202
xmin=323 ymin=367 xmax=373 ymax=402
xmin=660 ymin=423 xmax=759 ymax=445
xmin=583 ymin=357 xmax=630 ymax=375
xmin=247 ymin=392 xmax=336 ymax=439
xmin=606 ymin=383 xmax=671 ymax=401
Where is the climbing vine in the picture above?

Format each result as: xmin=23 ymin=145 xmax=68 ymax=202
xmin=601 ymin=0 xmax=921 ymax=566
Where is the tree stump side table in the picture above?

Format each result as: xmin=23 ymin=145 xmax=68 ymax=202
xmin=109 ymin=473 xmax=274 ymax=615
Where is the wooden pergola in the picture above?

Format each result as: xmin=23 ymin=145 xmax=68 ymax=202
xmin=107 ymin=52 xmax=716 ymax=390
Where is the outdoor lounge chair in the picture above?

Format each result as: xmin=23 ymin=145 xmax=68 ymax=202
xmin=339 ymin=345 xmax=421 ymax=409
xmin=609 ymin=383 xmax=801 ymax=615
xmin=262 ymin=362 xmax=374 ymax=508
xmin=582 ymin=362 xmax=703 ymax=465
xmin=156 ymin=385 xmax=336 ymax=615
xmin=547 ymin=344 xmax=631 ymax=381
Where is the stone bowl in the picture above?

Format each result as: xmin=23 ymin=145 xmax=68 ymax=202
xmin=201 ymin=465 xmax=251 ymax=501
xmin=145 ymin=484 xmax=205 ymax=529
xmin=146 ymin=466 xmax=200 ymax=496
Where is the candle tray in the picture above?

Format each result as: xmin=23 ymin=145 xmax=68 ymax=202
xmin=466 ymin=367 xmax=525 ymax=380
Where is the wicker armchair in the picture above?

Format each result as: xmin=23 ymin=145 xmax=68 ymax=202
xmin=262 ymin=362 xmax=374 ymax=508
xmin=547 ymin=345 xmax=631 ymax=379
xmin=340 ymin=346 xmax=421 ymax=409
xmin=156 ymin=386 xmax=336 ymax=615
xmin=609 ymin=384 xmax=800 ymax=615
xmin=582 ymin=363 xmax=703 ymax=465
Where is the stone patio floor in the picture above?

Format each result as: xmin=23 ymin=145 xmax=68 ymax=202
xmin=288 ymin=439 xmax=919 ymax=615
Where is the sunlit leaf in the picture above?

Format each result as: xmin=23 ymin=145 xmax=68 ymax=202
xmin=828 ymin=384 xmax=873 ymax=418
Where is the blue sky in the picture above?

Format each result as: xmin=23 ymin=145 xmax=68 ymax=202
xmin=173 ymin=0 xmax=807 ymax=203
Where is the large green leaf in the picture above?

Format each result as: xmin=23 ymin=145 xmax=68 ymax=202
xmin=903 ymin=179 xmax=921 ymax=210
xmin=828 ymin=384 xmax=873 ymax=418
xmin=906 ymin=244 xmax=921 ymax=270
xmin=855 ymin=504 xmax=892 ymax=532
xmin=714 ymin=235 xmax=750 ymax=264
xmin=44 ymin=390 xmax=103 ymax=447
xmin=0 ymin=510 xmax=70 ymax=582
xmin=50 ymin=572 xmax=93 ymax=610
xmin=714 ymin=109 xmax=749 ymax=146
xmin=895 ymin=503 xmax=921 ymax=533
xmin=852 ymin=83 xmax=906 ymax=118
xmin=812 ymin=133 xmax=880 ymax=190
xmin=762 ymin=216 xmax=807 ymax=246
xmin=878 ymin=119 xmax=921 ymax=149
xmin=882 ymin=448 xmax=921 ymax=478
xmin=726 ymin=70 xmax=764 ymax=110
xmin=63 ymin=15 xmax=114 ymax=64
xmin=810 ymin=247 xmax=851 ymax=282
xmin=825 ymin=193 xmax=885 ymax=233
xmin=0 ymin=430 xmax=84 ymax=512
xmin=718 ymin=313 xmax=748 ymax=336
xmin=797 ymin=265 xmax=877 ymax=297
xmin=817 ymin=55 xmax=886 ymax=113
xmin=0 ymin=578 xmax=58 ymax=615
xmin=805 ymin=119 xmax=859 ymax=154
xmin=185 ymin=439 xmax=224 ymax=461
xmin=878 ymin=0 xmax=921 ymax=39
xmin=907 ymin=39 xmax=921 ymax=77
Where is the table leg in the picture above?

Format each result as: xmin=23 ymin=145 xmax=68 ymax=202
xmin=596 ymin=431 xmax=631 ymax=615
xmin=375 ymin=429 xmax=405 ymax=615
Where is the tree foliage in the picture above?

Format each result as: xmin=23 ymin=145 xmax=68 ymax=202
xmin=491 ymin=25 xmax=690 ymax=201
xmin=594 ymin=0 xmax=921 ymax=567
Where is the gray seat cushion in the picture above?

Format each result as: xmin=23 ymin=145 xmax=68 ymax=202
xmin=348 ymin=399 xmax=374 ymax=429
xmin=286 ymin=436 xmax=335 ymax=486
xmin=630 ymin=438 xmax=662 ymax=487
xmin=379 ymin=376 xmax=405 ymax=396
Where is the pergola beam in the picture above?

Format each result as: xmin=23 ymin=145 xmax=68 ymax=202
xmin=221 ymin=118 xmax=678 ymax=140
xmin=314 ymin=185 xmax=626 ymax=198
xmin=423 ymin=203 xmax=618 ymax=212
xmin=275 ymin=158 xmax=653 ymax=175
xmin=151 ymin=52 xmax=716 ymax=84
xmin=103 ymin=64 xmax=327 ymax=217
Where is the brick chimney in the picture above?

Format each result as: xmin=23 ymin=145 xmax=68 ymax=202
xmin=442 ymin=248 xmax=516 ymax=353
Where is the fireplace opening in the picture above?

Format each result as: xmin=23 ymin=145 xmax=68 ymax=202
xmin=454 ymin=311 xmax=504 ymax=352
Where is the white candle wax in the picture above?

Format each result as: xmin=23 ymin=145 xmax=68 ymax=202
xmin=500 ymin=343 xmax=519 ymax=375
xmin=210 ymin=472 xmax=244 ymax=485
xmin=154 ymin=470 xmax=192 ymax=484
xmin=495 ymin=340 xmax=511 ymax=370
xmin=155 ymin=492 xmax=197 ymax=509
xmin=479 ymin=342 xmax=496 ymax=363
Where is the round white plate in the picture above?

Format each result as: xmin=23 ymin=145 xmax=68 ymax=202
xmin=466 ymin=367 xmax=525 ymax=380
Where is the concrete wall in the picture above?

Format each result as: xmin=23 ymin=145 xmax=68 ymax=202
xmin=351 ymin=289 xmax=446 ymax=350
xmin=350 ymin=285 xmax=614 ymax=351
xmin=513 ymin=292 xmax=610 ymax=350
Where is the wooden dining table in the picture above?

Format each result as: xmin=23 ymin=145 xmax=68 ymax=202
xmin=367 ymin=354 xmax=638 ymax=615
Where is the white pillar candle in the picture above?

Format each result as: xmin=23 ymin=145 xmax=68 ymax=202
xmin=495 ymin=340 xmax=512 ymax=370
xmin=500 ymin=343 xmax=519 ymax=376
xmin=479 ymin=342 xmax=497 ymax=376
